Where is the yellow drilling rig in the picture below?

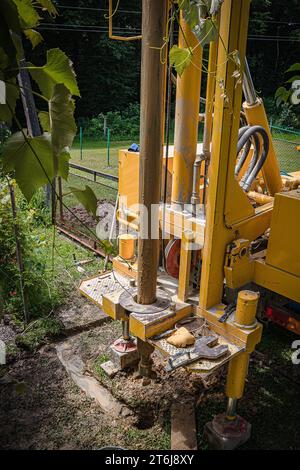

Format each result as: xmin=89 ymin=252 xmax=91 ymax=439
xmin=80 ymin=0 xmax=300 ymax=449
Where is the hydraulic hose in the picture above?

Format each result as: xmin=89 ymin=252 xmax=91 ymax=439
xmin=235 ymin=125 xmax=269 ymax=192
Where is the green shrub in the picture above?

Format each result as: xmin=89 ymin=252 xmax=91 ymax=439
xmin=275 ymin=103 xmax=299 ymax=129
xmin=0 ymin=180 xmax=61 ymax=323
xmin=15 ymin=317 xmax=62 ymax=351
xmin=78 ymin=103 xmax=141 ymax=141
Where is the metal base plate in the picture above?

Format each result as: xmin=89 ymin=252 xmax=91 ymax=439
xmin=204 ymin=415 xmax=251 ymax=450
xmin=119 ymin=287 xmax=171 ymax=315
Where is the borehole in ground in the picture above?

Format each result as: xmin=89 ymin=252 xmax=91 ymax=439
xmin=135 ymin=409 xmax=155 ymax=430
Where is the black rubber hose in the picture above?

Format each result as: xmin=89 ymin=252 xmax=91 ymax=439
xmin=241 ymin=126 xmax=269 ymax=191
xmin=235 ymin=126 xmax=253 ymax=177
xmin=240 ymin=131 xmax=260 ymax=187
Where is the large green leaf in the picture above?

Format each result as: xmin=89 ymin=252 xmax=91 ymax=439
xmin=28 ymin=48 xmax=80 ymax=99
xmin=169 ymin=45 xmax=192 ymax=77
xmin=69 ymin=186 xmax=98 ymax=217
xmin=12 ymin=0 xmax=40 ymax=29
xmin=24 ymin=29 xmax=43 ymax=49
xmin=2 ymin=132 xmax=54 ymax=201
xmin=0 ymin=79 xmax=20 ymax=125
xmin=49 ymin=83 xmax=77 ymax=158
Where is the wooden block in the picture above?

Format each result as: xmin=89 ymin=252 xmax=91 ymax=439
xmin=171 ymin=396 xmax=197 ymax=450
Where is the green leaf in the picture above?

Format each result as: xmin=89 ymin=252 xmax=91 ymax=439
xmin=193 ymin=17 xmax=218 ymax=46
xmin=36 ymin=0 xmax=58 ymax=16
xmin=69 ymin=186 xmax=98 ymax=217
xmin=275 ymin=86 xmax=291 ymax=107
xmin=286 ymin=63 xmax=300 ymax=73
xmin=58 ymin=150 xmax=71 ymax=181
xmin=0 ymin=79 xmax=20 ymax=125
xmin=169 ymin=45 xmax=192 ymax=77
xmin=28 ymin=48 xmax=80 ymax=99
xmin=286 ymin=75 xmax=300 ymax=84
xmin=186 ymin=4 xmax=200 ymax=29
xmin=12 ymin=0 xmax=40 ymax=29
xmin=24 ymin=29 xmax=43 ymax=48
xmin=38 ymin=111 xmax=51 ymax=132
xmin=49 ymin=83 xmax=77 ymax=157
xmin=275 ymin=86 xmax=287 ymax=98
xmin=2 ymin=132 xmax=54 ymax=201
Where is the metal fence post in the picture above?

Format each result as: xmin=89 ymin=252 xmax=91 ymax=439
xmin=107 ymin=128 xmax=110 ymax=166
xmin=80 ymin=126 xmax=83 ymax=161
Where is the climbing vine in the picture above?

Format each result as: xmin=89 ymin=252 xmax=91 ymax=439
xmin=169 ymin=0 xmax=224 ymax=76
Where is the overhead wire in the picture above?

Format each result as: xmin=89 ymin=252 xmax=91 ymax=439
xmin=37 ymin=25 xmax=300 ymax=42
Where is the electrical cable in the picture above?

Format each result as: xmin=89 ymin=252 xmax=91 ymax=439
xmin=37 ymin=25 xmax=300 ymax=41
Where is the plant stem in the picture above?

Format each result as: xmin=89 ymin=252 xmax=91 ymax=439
xmin=7 ymin=179 xmax=29 ymax=324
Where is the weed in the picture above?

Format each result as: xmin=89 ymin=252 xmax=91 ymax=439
xmin=15 ymin=317 xmax=62 ymax=351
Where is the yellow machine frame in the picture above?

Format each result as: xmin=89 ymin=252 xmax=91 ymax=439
xmin=80 ymin=0 xmax=300 ymax=448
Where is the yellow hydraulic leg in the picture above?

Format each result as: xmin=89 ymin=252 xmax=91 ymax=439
xmin=204 ymin=290 xmax=260 ymax=449
xmin=226 ymin=290 xmax=259 ymax=403
xmin=171 ymin=13 xmax=202 ymax=206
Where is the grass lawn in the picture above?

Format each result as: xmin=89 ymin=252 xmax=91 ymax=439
xmin=70 ymin=139 xmax=133 ymax=176
xmin=70 ymin=130 xmax=300 ymax=178
xmin=64 ymin=140 xmax=126 ymax=209
xmin=273 ymin=136 xmax=300 ymax=173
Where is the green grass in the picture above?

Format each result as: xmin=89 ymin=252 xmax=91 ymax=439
xmin=65 ymin=140 xmax=127 ymax=209
xmin=271 ymin=129 xmax=300 ymax=173
xmin=70 ymin=128 xmax=300 ymax=179
xmin=70 ymin=139 xmax=133 ymax=176
xmin=274 ymin=138 xmax=300 ymax=173
xmin=4 ymin=222 xmax=104 ymax=351
xmin=93 ymin=353 xmax=111 ymax=380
